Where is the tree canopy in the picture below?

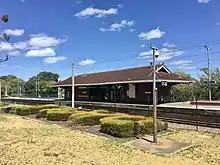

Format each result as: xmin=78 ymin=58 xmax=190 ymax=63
xmin=0 ymin=71 xmax=60 ymax=98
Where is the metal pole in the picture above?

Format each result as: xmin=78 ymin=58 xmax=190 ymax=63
xmin=36 ymin=78 xmax=38 ymax=98
xmin=0 ymin=82 xmax=1 ymax=102
xmin=5 ymin=85 xmax=8 ymax=96
xmin=152 ymin=47 xmax=158 ymax=144
xmin=204 ymin=46 xmax=211 ymax=101
xmin=72 ymin=63 xmax=75 ymax=108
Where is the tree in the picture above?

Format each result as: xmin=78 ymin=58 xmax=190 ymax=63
xmin=24 ymin=71 xmax=59 ymax=97
xmin=0 ymin=75 xmax=25 ymax=96
xmin=0 ymin=14 xmax=10 ymax=63
xmin=170 ymin=72 xmax=197 ymax=102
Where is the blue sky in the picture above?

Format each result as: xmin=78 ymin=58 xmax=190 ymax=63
xmin=0 ymin=0 xmax=220 ymax=80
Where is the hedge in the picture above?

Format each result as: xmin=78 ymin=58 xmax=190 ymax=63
xmin=37 ymin=108 xmax=60 ymax=118
xmin=9 ymin=104 xmax=61 ymax=116
xmin=46 ymin=109 xmax=76 ymax=121
xmin=9 ymin=105 xmax=39 ymax=116
xmin=67 ymin=111 xmax=116 ymax=126
xmin=37 ymin=106 xmax=76 ymax=118
xmin=37 ymin=104 xmax=60 ymax=110
xmin=92 ymin=109 xmax=113 ymax=114
xmin=135 ymin=119 xmax=168 ymax=135
xmin=100 ymin=115 xmax=167 ymax=138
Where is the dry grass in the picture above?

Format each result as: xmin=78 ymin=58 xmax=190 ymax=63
xmin=0 ymin=114 xmax=219 ymax=165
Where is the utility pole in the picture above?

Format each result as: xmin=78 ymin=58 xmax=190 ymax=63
xmin=151 ymin=46 xmax=160 ymax=144
xmin=5 ymin=85 xmax=8 ymax=96
xmin=58 ymin=76 xmax=61 ymax=99
xmin=0 ymin=82 xmax=1 ymax=102
xmin=72 ymin=63 xmax=75 ymax=108
xmin=36 ymin=77 xmax=38 ymax=98
xmin=204 ymin=45 xmax=211 ymax=101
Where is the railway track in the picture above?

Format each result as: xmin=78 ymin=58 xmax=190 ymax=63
xmin=159 ymin=117 xmax=220 ymax=129
xmin=2 ymin=98 xmax=220 ymax=129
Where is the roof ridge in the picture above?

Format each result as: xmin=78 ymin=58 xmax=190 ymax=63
xmin=76 ymin=64 xmax=164 ymax=77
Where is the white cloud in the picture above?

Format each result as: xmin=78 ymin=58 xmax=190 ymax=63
xmin=179 ymin=66 xmax=196 ymax=70
xmin=170 ymin=60 xmax=192 ymax=65
xmin=170 ymin=60 xmax=195 ymax=70
xmin=3 ymin=29 xmax=24 ymax=36
xmin=29 ymin=34 xmax=65 ymax=48
xmin=8 ymin=50 xmax=21 ymax=56
xmin=20 ymin=0 xmax=25 ymax=3
xmin=0 ymin=42 xmax=14 ymax=51
xmin=79 ymin=59 xmax=96 ymax=66
xmin=100 ymin=20 xmax=135 ymax=32
xmin=198 ymin=0 xmax=211 ymax=4
xmin=139 ymin=51 xmax=152 ymax=57
xmin=75 ymin=7 xmax=118 ymax=18
xmin=43 ymin=56 xmax=67 ymax=64
xmin=117 ymin=4 xmax=124 ymax=8
xmin=129 ymin=29 xmax=135 ymax=32
xmin=138 ymin=48 xmax=184 ymax=61
xmin=76 ymin=0 xmax=83 ymax=4
xmin=25 ymin=48 xmax=56 ymax=57
xmin=163 ymin=42 xmax=176 ymax=48
xmin=138 ymin=27 xmax=165 ymax=40
xmin=140 ymin=44 xmax=146 ymax=48
xmin=13 ymin=41 xmax=28 ymax=50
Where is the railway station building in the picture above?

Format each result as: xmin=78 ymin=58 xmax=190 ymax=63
xmin=53 ymin=65 xmax=191 ymax=105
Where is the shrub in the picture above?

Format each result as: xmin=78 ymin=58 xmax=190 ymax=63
xmin=100 ymin=115 xmax=167 ymax=138
xmin=9 ymin=105 xmax=34 ymax=116
xmin=68 ymin=112 xmax=116 ymax=126
xmin=93 ymin=109 xmax=113 ymax=114
xmin=37 ymin=108 xmax=60 ymax=118
xmin=47 ymin=110 xmax=76 ymax=121
xmin=37 ymin=106 xmax=77 ymax=118
xmin=37 ymin=104 xmax=60 ymax=110
xmin=0 ymin=102 xmax=8 ymax=107
xmin=101 ymin=118 xmax=135 ymax=138
xmin=135 ymin=119 xmax=168 ymax=135
xmin=9 ymin=104 xmax=61 ymax=116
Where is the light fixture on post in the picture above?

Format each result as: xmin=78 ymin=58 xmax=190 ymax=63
xmin=150 ymin=45 xmax=159 ymax=144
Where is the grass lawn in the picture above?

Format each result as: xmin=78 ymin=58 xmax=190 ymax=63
xmin=0 ymin=114 xmax=219 ymax=165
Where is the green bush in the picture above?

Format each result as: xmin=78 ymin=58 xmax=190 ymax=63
xmin=37 ymin=106 xmax=77 ymax=118
xmin=100 ymin=115 xmax=167 ymax=138
xmin=101 ymin=118 xmax=135 ymax=138
xmin=68 ymin=112 xmax=116 ymax=126
xmin=92 ymin=109 xmax=113 ymax=114
xmin=37 ymin=104 xmax=60 ymax=110
xmin=47 ymin=110 xmax=76 ymax=121
xmin=135 ymin=119 xmax=168 ymax=135
xmin=9 ymin=105 xmax=37 ymax=116
xmin=37 ymin=108 xmax=60 ymax=118
xmin=9 ymin=104 xmax=61 ymax=116
xmin=0 ymin=102 xmax=8 ymax=107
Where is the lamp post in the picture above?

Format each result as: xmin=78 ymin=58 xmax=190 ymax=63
xmin=151 ymin=45 xmax=160 ymax=144
xmin=72 ymin=63 xmax=75 ymax=108
xmin=204 ymin=45 xmax=211 ymax=101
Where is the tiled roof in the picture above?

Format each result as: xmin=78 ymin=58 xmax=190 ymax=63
xmin=53 ymin=65 xmax=190 ymax=87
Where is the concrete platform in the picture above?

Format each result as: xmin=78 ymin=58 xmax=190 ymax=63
xmin=158 ymin=102 xmax=220 ymax=110
xmin=125 ymin=136 xmax=191 ymax=156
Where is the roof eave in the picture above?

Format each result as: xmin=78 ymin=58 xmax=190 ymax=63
xmin=52 ymin=79 xmax=192 ymax=87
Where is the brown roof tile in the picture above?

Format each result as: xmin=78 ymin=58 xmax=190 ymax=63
xmin=53 ymin=65 xmax=190 ymax=86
